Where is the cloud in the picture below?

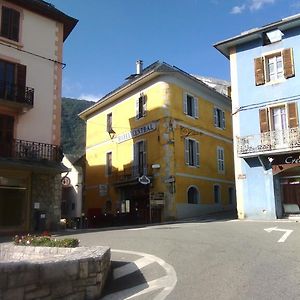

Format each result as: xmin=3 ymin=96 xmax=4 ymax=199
xmin=249 ymin=0 xmax=275 ymax=11
xmin=78 ymin=93 xmax=103 ymax=102
xmin=230 ymin=5 xmax=246 ymax=14
xmin=230 ymin=0 xmax=276 ymax=14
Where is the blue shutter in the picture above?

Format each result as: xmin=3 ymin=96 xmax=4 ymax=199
xmin=195 ymin=141 xmax=200 ymax=167
xmin=222 ymin=110 xmax=226 ymax=129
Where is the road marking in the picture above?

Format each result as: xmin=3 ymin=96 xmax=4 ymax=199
xmin=102 ymin=249 xmax=177 ymax=300
xmin=264 ymin=226 xmax=293 ymax=243
xmin=113 ymin=256 xmax=155 ymax=279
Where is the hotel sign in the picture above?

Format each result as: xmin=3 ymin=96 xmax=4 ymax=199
xmin=117 ymin=122 xmax=157 ymax=143
xmin=270 ymin=153 xmax=300 ymax=165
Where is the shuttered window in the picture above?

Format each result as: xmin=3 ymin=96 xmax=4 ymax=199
xmin=183 ymin=93 xmax=198 ymax=118
xmin=254 ymin=48 xmax=295 ymax=85
xmin=136 ymin=94 xmax=147 ymax=119
xmin=134 ymin=140 xmax=147 ymax=175
xmin=217 ymin=147 xmax=225 ymax=173
xmin=1 ymin=6 xmax=20 ymax=42
xmin=259 ymin=102 xmax=299 ymax=133
xmin=184 ymin=138 xmax=200 ymax=167
xmin=214 ymin=107 xmax=225 ymax=129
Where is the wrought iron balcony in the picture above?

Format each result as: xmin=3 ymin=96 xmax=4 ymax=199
xmin=111 ymin=164 xmax=152 ymax=185
xmin=0 ymin=81 xmax=34 ymax=107
xmin=237 ymin=127 xmax=300 ymax=156
xmin=0 ymin=139 xmax=63 ymax=162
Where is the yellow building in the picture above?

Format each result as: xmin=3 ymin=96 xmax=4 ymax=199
xmin=79 ymin=61 xmax=235 ymax=225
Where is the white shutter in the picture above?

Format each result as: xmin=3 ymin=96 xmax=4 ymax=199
xmin=222 ymin=110 xmax=226 ymax=129
xmin=194 ymin=97 xmax=199 ymax=118
xmin=143 ymin=95 xmax=147 ymax=117
xmin=214 ymin=108 xmax=217 ymax=127
xmin=135 ymin=97 xmax=139 ymax=119
xmin=184 ymin=138 xmax=189 ymax=165
xmin=195 ymin=141 xmax=200 ymax=167
xmin=183 ymin=93 xmax=187 ymax=115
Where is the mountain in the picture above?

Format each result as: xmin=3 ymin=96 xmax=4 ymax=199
xmin=61 ymin=97 xmax=94 ymax=156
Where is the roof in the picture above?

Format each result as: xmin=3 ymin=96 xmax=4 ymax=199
xmin=79 ymin=61 xmax=230 ymax=120
xmin=7 ymin=0 xmax=78 ymax=41
xmin=214 ymin=13 xmax=300 ymax=58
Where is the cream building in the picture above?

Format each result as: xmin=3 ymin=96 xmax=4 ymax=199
xmin=0 ymin=0 xmax=77 ymax=233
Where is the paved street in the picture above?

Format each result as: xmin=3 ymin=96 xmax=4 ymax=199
xmin=56 ymin=218 xmax=300 ymax=299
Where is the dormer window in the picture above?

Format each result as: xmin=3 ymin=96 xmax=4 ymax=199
xmin=263 ymin=29 xmax=283 ymax=45
xmin=1 ymin=6 xmax=20 ymax=42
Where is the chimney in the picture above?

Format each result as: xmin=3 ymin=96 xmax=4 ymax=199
xmin=136 ymin=60 xmax=143 ymax=74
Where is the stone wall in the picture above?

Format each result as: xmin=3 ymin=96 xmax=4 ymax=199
xmin=0 ymin=245 xmax=111 ymax=300
xmin=31 ymin=173 xmax=62 ymax=231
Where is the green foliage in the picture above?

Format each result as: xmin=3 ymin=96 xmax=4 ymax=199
xmin=13 ymin=234 xmax=79 ymax=248
xmin=61 ymin=97 xmax=94 ymax=156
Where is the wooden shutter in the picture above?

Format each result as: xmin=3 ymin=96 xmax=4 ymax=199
xmin=135 ymin=97 xmax=139 ymax=119
xmin=184 ymin=138 xmax=189 ymax=165
xmin=1 ymin=7 xmax=10 ymax=38
xmin=259 ymin=108 xmax=269 ymax=133
xmin=194 ymin=97 xmax=199 ymax=118
xmin=195 ymin=141 xmax=200 ymax=167
xmin=16 ymin=63 xmax=26 ymax=102
xmin=213 ymin=108 xmax=217 ymax=127
xmin=283 ymin=48 xmax=295 ymax=79
xmin=183 ymin=93 xmax=187 ymax=115
xmin=287 ymin=102 xmax=298 ymax=128
xmin=11 ymin=9 xmax=20 ymax=42
xmin=254 ymin=57 xmax=265 ymax=86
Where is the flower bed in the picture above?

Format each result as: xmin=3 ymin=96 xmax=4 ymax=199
xmin=14 ymin=233 xmax=79 ymax=248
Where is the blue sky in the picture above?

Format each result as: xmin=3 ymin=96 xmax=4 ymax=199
xmin=48 ymin=0 xmax=300 ymax=101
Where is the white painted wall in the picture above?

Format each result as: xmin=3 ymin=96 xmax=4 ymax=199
xmin=0 ymin=2 xmax=61 ymax=144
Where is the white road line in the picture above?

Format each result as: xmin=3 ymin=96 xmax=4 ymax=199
xmin=264 ymin=226 xmax=294 ymax=243
xmin=113 ymin=256 xmax=155 ymax=279
xmin=102 ymin=249 xmax=177 ymax=300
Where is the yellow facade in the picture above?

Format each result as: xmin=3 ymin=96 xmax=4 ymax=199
xmin=81 ymin=62 xmax=235 ymax=224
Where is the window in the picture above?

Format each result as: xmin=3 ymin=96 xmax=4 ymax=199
xmin=106 ymin=152 xmax=112 ymax=176
xmin=106 ymin=113 xmax=112 ymax=133
xmin=184 ymin=138 xmax=200 ymax=167
xmin=183 ymin=93 xmax=198 ymax=118
xmin=0 ymin=60 xmax=27 ymax=102
xmin=228 ymin=187 xmax=235 ymax=205
xmin=254 ymin=48 xmax=295 ymax=85
xmin=259 ymin=102 xmax=298 ymax=133
xmin=1 ymin=6 xmax=20 ymax=42
xmin=214 ymin=185 xmax=221 ymax=204
xmin=134 ymin=140 xmax=147 ymax=175
xmin=217 ymin=147 xmax=225 ymax=173
xmin=136 ymin=93 xmax=147 ymax=119
xmin=214 ymin=107 xmax=225 ymax=129
xmin=187 ymin=186 xmax=199 ymax=204
xmin=266 ymin=54 xmax=284 ymax=82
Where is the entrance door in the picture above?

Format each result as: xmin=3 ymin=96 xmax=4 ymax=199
xmin=0 ymin=188 xmax=26 ymax=228
xmin=0 ymin=114 xmax=14 ymax=157
xmin=282 ymin=182 xmax=300 ymax=207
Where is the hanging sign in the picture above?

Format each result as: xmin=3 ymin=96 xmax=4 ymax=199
xmin=138 ymin=175 xmax=150 ymax=185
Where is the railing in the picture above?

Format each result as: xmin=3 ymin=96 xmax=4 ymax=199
xmin=0 ymin=81 xmax=34 ymax=106
xmin=237 ymin=127 xmax=300 ymax=155
xmin=0 ymin=139 xmax=63 ymax=162
xmin=111 ymin=164 xmax=152 ymax=183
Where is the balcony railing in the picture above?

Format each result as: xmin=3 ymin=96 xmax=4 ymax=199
xmin=0 ymin=139 xmax=63 ymax=162
xmin=237 ymin=127 xmax=300 ymax=155
xmin=111 ymin=164 xmax=152 ymax=184
xmin=0 ymin=81 xmax=34 ymax=106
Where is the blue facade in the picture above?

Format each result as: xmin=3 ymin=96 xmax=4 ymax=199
xmin=216 ymin=16 xmax=300 ymax=219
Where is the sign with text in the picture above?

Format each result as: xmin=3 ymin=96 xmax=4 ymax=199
xmin=99 ymin=184 xmax=108 ymax=196
xmin=270 ymin=153 xmax=300 ymax=165
xmin=117 ymin=122 xmax=157 ymax=143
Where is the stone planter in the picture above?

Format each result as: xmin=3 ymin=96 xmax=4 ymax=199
xmin=0 ymin=244 xmax=110 ymax=300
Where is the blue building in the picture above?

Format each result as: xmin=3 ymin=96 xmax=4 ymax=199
xmin=215 ymin=14 xmax=300 ymax=219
